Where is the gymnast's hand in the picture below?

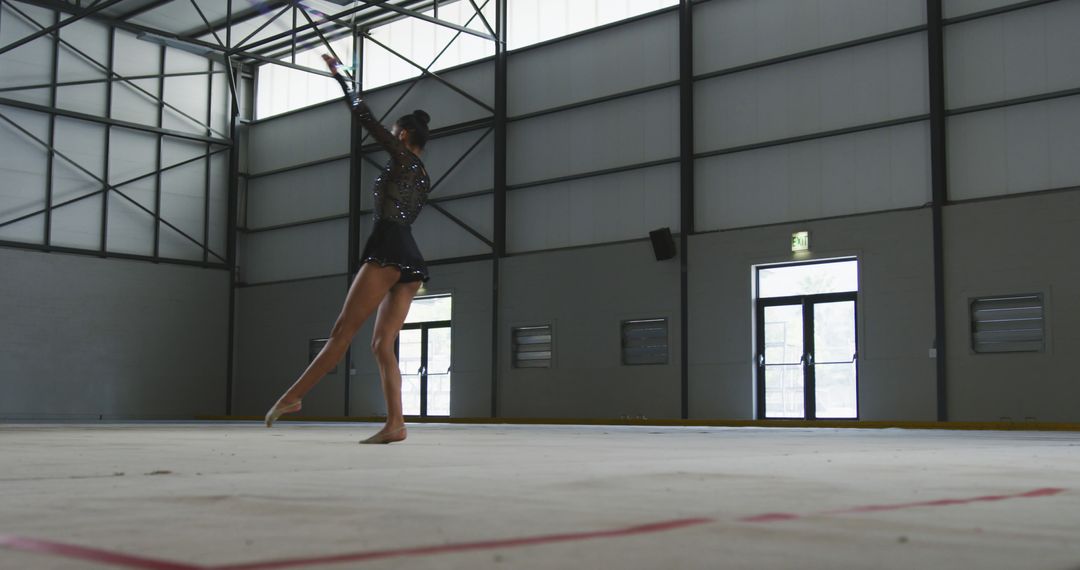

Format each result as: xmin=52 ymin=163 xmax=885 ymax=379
xmin=322 ymin=53 xmax=342 ymax=75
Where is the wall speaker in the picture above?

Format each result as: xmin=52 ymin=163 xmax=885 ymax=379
xmin=649 ymin=227 xmax=676 ymax=260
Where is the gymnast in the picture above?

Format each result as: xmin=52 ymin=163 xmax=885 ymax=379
xmin=264 ymin=53 xmax=432 ymax=444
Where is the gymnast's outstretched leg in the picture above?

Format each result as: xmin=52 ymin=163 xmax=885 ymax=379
xmin=265 ymin=262 xmax=403 ymax=426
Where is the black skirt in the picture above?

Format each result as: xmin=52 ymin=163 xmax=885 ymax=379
xmin=360 ymin=219 xmax=429 ymax=283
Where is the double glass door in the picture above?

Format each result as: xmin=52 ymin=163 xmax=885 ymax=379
xmin=396 ymin=320 xmax=451 ymax=417
xmin=757 ymin=293 xmax=858 ymax=419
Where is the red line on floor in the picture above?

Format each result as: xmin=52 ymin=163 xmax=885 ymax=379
xmin=0 ymin=488 xmax=1065 ymax=569
xmin=211 ymin=518 xmax=714 ymax=570
xmin=739 ymin=487 xmax=1066 ymax=523
xmin=0 ymin=535 xmax=204 ymax=570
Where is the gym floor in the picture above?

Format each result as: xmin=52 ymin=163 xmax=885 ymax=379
xmin=1 ymin=423 xmax=1078 ymax=569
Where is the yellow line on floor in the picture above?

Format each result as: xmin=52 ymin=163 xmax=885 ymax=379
xmin=195 ymin=416 xmax=1080 ymax=432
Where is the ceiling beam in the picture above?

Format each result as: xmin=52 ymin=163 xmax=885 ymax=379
xmin=176 ymin=0 xmax=291 ymax=40
xmin=114 ymin=0 xmax=175 ymax=21
xmin=0 ymin=0 xmax=125 ymax=56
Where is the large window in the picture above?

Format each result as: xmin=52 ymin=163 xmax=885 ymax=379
xmin=255 ymin=0 xmax=678 ymax=118
xmin=507 ymin=0 xmax=677 ymax=50
xmin=363 ymin=0 xmax=497 ymax=89
xmin=256 ymin=35 xmax=355 ymax=120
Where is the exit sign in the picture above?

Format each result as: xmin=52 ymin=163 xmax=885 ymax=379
xmin=791 ymin=231 xmax=810 ymax=252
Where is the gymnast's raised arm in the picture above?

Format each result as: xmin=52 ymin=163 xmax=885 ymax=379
xmin=322 ymin=54 xmax=405 ymax=155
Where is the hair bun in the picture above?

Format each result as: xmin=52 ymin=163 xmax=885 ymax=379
xmin=412 ymin=109 xmax=431 ymax=126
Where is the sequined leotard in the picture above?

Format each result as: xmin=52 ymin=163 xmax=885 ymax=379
xmin=332 ymin=71 xmax=431 ymax=282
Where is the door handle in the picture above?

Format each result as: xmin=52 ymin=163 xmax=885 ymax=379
xmin=758 ymin=354 xmax=764 ymax=367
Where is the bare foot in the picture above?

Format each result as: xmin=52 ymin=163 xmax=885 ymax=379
xmin=265 ymin=399 xmax=302 ymax=428
xmin=359 ymin=425 xmax=407 ymax=444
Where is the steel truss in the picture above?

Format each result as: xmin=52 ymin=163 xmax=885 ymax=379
xmin=0 ymin=0 xmax=233 ymax=268
xmin=1 ymin=0 xmax=500 ymax=265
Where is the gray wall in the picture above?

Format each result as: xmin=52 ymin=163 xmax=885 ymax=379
xmin=0 ymin=247 xmax=229 ymax=419
xmin=233 ymin=276 xmax=350 ymax=417
xmin=498 ymin=241 xmax=682 ymax=419
xmin=945 ymin=191 xmax=1080 ymax=422
xmin=689 ymin=209 xmax=937 ymax=421
xmin=226 ymin=0 xmax=1080 ymax=423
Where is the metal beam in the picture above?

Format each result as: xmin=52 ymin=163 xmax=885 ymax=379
xmin=187 ymin=0 xmax=226 ymax=49
xmin=295 ymin=2 xmax=346 ymax=66
xmin=694 ymin=25 xmax=927 ymax=83
xmin=177 ymin=0 xmax=289 ymax=40
xmin=355 ymin=0 xmax=492 ymax=147
xmin=100 ymin=24 xmax=114 ymax=255
xmin=423 ymin=128 xmax=495 ymax=246
xmin=224 ymin=0 xmax=241 ymax=415
xmin=362 ymin=31 xmax=494 ymax=113
xmin=430 ymin=128 xmax=492 ymax=191
xmin=678 ymin=0 xmax=693 ymax=420
xmin=13 ymin=0 xmax=334 ymax=80
xmin=490 ymin=0 xmax=507 ymax=419
xmin=0 ymin=110 xmax=227 ymax=262
xmin=695 ymin=115 xmax=929 ymax=160
xmin=344 ymin=22 xmax=363 ymax=418
xmin=44 ymin=6 xmax=59 ymax=247
xmin=943 ymin=0 xmax=1064 ymax=24
xmin=222 ymin=0 xmax=241 ymax=116
xmin=428 ymin=202 xmax=492 ymax=247
xmin=0 ymin=145 xmax=229 ymax=230
xmin=345 ymin=0 xmax=449 ymax=33
xmin=0 ymin=239 xmax=228 ymax=268
xmin=203 ymin=56 xmax=213 ymax=263
xmin=5 ymin=2 xmax=230 ymax=140
xmin=0 ymin=0 xmax=125 ymax=56
xmin=225 ymin=101 xmax=241 ymax=417
xmin=154 ymin=44 xmax=166 ymax=258
xmin=115 ymin=0 xmax=175 ymax=22
xmin=247 ymin=0 xmax=435 ymax=62
xmin=464 ymin=0 xmax=494 ymax=38
xmin=0 ymin=95 xmax=229 ymax=145
xmin=353 ymin=0 xmax=496 ymax=42
xmin=255 ymin=18 xmax=352 ymax=62
xmin=234 ymin=1 xmax=446 ymax=65
xmin=225 ymin=1 xmax=380 ymax=55
xmin=0 ymin=69 xmax=227 ymax=94
xmin=230 ymin=2 xmax=292 ymax=51
xmin=927 ymin=0 xmax=949 ymax=422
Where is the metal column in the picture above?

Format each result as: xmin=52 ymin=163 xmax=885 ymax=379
xmin=491 ymin=0 xmax=507 ymax=418
xmin=927 ymin=0 xmax=949 ymax=421
xmin=678 ymin=0 xmax=694 ymax=420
